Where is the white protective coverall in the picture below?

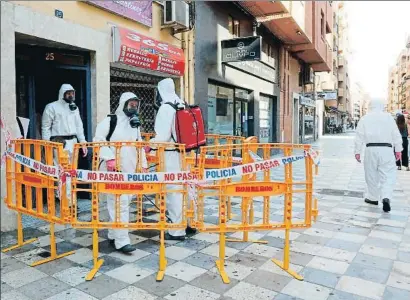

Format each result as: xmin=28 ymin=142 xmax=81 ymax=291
xmin=150 ymin=78 xmax=185 ymax=237
xmin=93 ymin=92 xmax=147 ymax=249
xmin=354 ymin=99 xmax=403 ymax=202
xmin=42 ymin=84 xmax=86 ymax=197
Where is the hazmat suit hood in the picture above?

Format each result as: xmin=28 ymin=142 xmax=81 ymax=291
xmin=115 ymin=92 xmax=140 ymax=117
xmin=367 ymin=99 xmax=386 ymax=113
xmin=58 ymin=84 xmax=75 ymax=102
xmin=156 ymin=78 xmax=184 ymax=107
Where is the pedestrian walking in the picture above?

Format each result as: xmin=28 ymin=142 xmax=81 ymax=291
xmin=395 ymin=114 xmax=409 ymax=171
xmin=354 ymin=99 xmax=403 ymax=212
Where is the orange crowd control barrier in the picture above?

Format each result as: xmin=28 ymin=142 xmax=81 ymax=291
xmin=2 ymin=139 xmax=75 ymax=265
xmin=3 ymin=138 xmax=320 ymax=285
xmin=191 ymin=142 xmax=319 ymax=283
xmin=70 ymin=141 xmax=191 ymax=281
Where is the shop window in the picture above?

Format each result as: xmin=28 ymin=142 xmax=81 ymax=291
xmin=304 ymin=107 xmax=315 ymax=139
xmin=208 ymin=83 xmax=234 ymax=135
xmin=228 ymin=15 xmax=240 ymax=37
xmin=259 ymin=94 xmax=273 ymax=143
xmin=262 ymin=42 xmax=276 ymax=66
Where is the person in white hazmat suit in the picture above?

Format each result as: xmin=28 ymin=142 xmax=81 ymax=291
xmin=149 ymin=78 xmax=196 ymax=241
xmin=93 ymin=92 xmax=147 ymax=253
xmin=42 ymin=84 xmax=88 ymax=199
xmin=354 ymin=98 xmax=403 ymax=212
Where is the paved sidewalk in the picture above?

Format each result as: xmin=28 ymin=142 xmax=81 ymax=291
xmin=1 ymin=133 xmax=410 ymax=300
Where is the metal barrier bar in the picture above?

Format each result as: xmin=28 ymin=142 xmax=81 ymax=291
xmin=271 ymin=146 xmax=303 ymax=280
xmin=2 ymin=140 xmax=75 ymax=266
xmin=2 ymin=143 xmax=38 ymax=253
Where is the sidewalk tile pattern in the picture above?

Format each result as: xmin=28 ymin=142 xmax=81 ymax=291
xmin=1 ymin=133 xmax=410 ymax=299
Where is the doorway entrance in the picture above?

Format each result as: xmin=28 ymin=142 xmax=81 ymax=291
xmin=259 ymin=94 xmax=277 ymax=143
xmin=234 ymin=88 xmax=249 ymax=137
xmin=15 ymin=43 xmax=91 ymax=200
xmin=15 ymin=44 xmax=91 ymax=141
xmin=234 ymin=99 xmax=249 ymax=137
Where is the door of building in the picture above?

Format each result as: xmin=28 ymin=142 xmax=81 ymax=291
xmin=299 ymin=107 xmax=304 ymax=143
xmin=234 ymin=99 xmax=249 ymax=137
xmin=15 ymin=45 xmax=91 ymax=140
xmin=15 ymin=44 xmax=91 ymax=200
xmin=259 ymin=94 xmax=277 ymax=142
xmin=234 ymin=88 xmax=249 ymax=137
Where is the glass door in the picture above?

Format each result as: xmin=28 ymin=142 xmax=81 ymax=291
xmin=241 ymin=101 xmax=248 ymax=137
xmin=234 ymin=99 xmax=242 ymax=136
xmin=259 ymin=95 xmax=272 ymax=143
xmin=234 ymin=88 xmax=249 ymax=137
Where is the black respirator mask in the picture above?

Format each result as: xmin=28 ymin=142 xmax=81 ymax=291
xmin=123 ymin=100 xmax=141 ymax=128
xmin=154 ymin=89 xmax=162 ymax=111
xmin=63 ymin=91 xmax=77 ymax=111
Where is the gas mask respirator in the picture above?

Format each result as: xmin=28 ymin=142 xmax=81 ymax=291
xmin=63 ymin=92 xmax=77 ymax=111
xmin=123 ymin=101 xmax=141 ymax=128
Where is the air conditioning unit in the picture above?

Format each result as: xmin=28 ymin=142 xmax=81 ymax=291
xmin=305 ymin=66 xmax=314 ymax=84
xmin=299 ymin=64 xmax=314 ymax=86
xmin=163 ymin=1 xmax=190 ymax=31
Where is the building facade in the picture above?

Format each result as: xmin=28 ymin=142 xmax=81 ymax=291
xmin=336 ymin=1 xmax=351 ymax=120
xmin=387 ymin=36 xmax=410 ymax=114
xmin=387 ymin=66 xmax=400 ymax=112
xmin=1 ymin=0 xmax=192 ymax=230
xmin=315 ymin=1 xmax=352 ymax=135
xmin=234 ymin=1 xmax=333 ymax=143
xmin=194 ymin=1 xmax=281 ymax=142
xmin=351 ymin=82 xmax=364 ymax=121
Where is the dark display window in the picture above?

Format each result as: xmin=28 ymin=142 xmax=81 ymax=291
xmin=304 ymin=107 xmax=315 ymax=139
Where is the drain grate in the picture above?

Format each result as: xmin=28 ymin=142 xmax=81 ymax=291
xmin=317 ymin=189 xmax=363 ymax=198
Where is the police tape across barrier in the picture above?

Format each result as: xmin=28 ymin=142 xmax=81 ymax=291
xmin=143 ymin=134 xmax=256 ymax=216
xmin=4 ymin=149 xmax=315 ymax=184
xmin=3 ymin=139 xmax=320 ymax=284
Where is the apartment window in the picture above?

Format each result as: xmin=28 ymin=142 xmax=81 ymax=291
xmin=228 ymin=16 xmax=240 ymax=37
xmin=263 ymin=42 xmax=276 ymax=65
xmin=321 ymin=11 xmax=325 ymax=39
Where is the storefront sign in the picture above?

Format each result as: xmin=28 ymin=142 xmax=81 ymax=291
xmin=227 ymin=60 xmax=276 ymax=83
xmin=317 ymin=91 xmax=337 ymax=100
xmin=299 ymin=96 xmax=316 ymax=108
xmin=86 ymin=1 xmax=152 ymax=27
xmin=221 ymin=36 xmax=262 ymax=63
xmin=112 ymin=26 xmax=185 ymax=76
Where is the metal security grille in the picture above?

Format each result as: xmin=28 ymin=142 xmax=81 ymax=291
xmin=110 ymin=67 xmax=164 ymax=133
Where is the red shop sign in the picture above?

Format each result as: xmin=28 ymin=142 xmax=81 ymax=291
xmin=112 ymin=26 xmax=185 ymax=76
